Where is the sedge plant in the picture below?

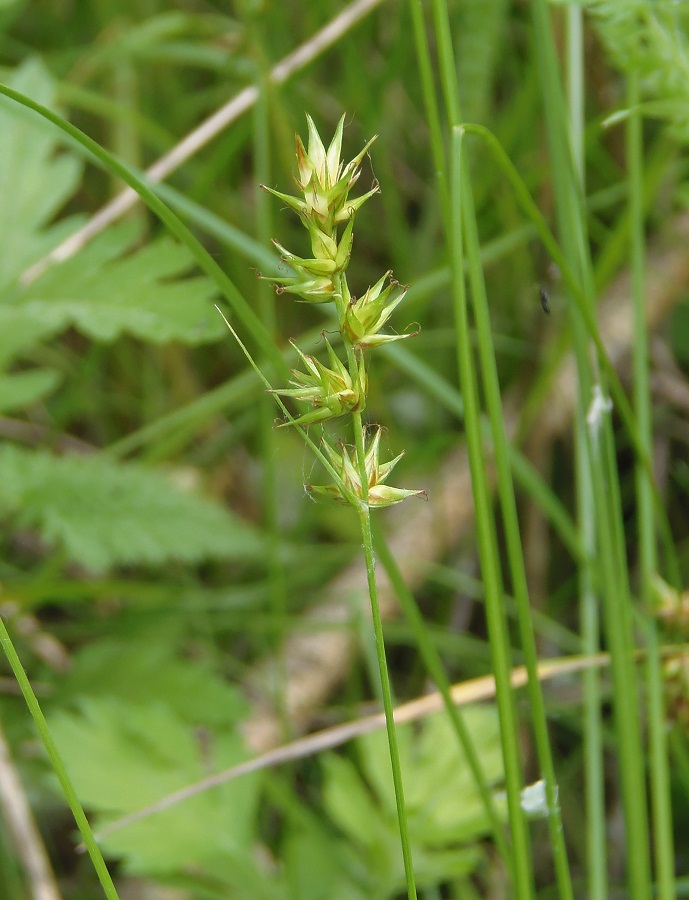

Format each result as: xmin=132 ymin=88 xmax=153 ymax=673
xmin=261 ymin=115 xmax=422 ymax=898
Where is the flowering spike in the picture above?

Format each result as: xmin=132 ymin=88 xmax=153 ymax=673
xmin=260 ymin=114 xmax=423 ymax=508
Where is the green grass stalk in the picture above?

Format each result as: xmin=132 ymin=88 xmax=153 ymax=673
xmin=373 ymin=523 xmax=512 ymax=864
xmin=457 ymin=137 xmax=574 ymax=899
xmin=351 ymin=411 xmax=418 ymax=900
xmin=565 ymin=9 xmax=607 ymax=895
xmin=577 ymin=412 xmax=607 ymax=900
xmin=0 ymin=617 xmax=119 ymax=899
xmin=429 ymin=0 xmax=572 ymax=888
xmin=529 ymin=3 xmax=652 ymax=895
xmin=450 ymin=127 xmax=534 ymax=898
xmin=406 ymin=0 xmax=449 ymax=225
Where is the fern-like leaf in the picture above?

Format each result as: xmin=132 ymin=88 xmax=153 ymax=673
xmin=559 ymin=1 xmax=689 ymax=144
xmin=0 ymin=58 xmax=84 ymax=290
xmin=9 ymin=222 xmax=225 ymax=344
xmin=49 ymin=696 xmax=260 ymax=875
xmin=0 ymin=444 xmax=263 ymax=572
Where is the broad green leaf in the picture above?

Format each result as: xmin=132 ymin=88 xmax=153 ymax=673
xmin=11 ymin=223 xmax=226 ymax=344
xmin=0 ymin=57 xmax=84 ymax=290
xmin=283 ymin=822 xmax=361 ymax=900
xmin=0 ymin=368 xmax=61 ymax=414
xmin=321 ymin=753 xmax=390 ymax=851
xmin=0 ymin=306 xmax=62 ymax=368
xmin=359 ymin=705 xmax=503 ymax=845
xmin=0 ymin=444 xmax=263 ymax=572
xmin=321 ymin=706 xmax=502 ymax=896
xmin=49 ymin=697 xmax=260 ymax=875
xmin=59 ymin=634 xmax=249 ymax=728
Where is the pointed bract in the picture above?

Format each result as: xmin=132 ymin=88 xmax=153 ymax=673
xmin=341 ymin=273 xmax=416 ymax=348
xmin=306 ymin=427 xmax=424 ymax=507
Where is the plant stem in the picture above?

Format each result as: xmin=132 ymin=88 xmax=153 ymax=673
xmin=458 ymin=137 xmax=574 ymax=900
xmin=353 ymin=488 xmax=417 ymax=900
xmin=564 ymin=11 xmax=607 ymax=897
xmin=338 ymin=267 xmax=417 ymax=898
xmin=628 ymin=68 xmax=676 ymax=899
xmin=373 ymin=523 xmax=511 ymax=861
xmin=0 ymin=617 xmax=119 ymax=900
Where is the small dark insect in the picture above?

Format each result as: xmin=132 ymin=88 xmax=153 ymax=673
xmin=539 ymin=288 xmax=551 ymax=314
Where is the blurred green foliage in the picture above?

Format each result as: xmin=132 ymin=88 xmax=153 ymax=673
xmin=0 ymin=1 xmax=688 ymax=897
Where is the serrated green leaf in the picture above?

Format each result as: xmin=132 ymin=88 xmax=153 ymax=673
xmin=321 ymin=706 xmax=502 ymax=896
xmin=11 ymin=222 xmax=226 ymax=344
xmin=60 ymin=634 xmax=248 ymax=727
xmin=0 ymin=58 xmax=84 ymax=290
xmin=358 ymin=705 xmax=503 ymax=846
xmin=321 ymin=753 xmax=390 ymax=851
xmin=0 ymin=56 xmax=224 ymax=348
xmin=0 ymin=368 xmax=61 ymax=414
xmin=0 ymin=444 xmax=263 ymax=572
xmin=283 ymin=822 xmax=356 ymax=900
xmin=0 ymin=306 xmax=62 ymax=368
xmin=49 ymin=697 xmax=260 ymax=875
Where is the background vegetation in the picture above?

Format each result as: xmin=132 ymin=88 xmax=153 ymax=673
xmin=1 ymin=0 xmax=689 ymax=897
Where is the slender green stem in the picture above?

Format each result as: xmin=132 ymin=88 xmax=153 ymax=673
xmin=577 ymin=430 xmax=607 ymax=899
xmin=348 ymin=405 xmax=417 ymax=898
xmin=373 ymin=523 xmax=511 ymax=864
xmin=431 ymin=3 xmax=555 ymax=887
xmin=565 ymin=12 xmax=607 ymax=896
xmin=0 ymin=617 xmax=119 ymax=900
xmin=628 ymin=69 xmax=676 ymax=899
xmin=352 ymin=486 xmax=417 ymax=900
xmin=598 ymin=414 xmax=652 ymax=898
xmin=407 ymin=0 xmax=449 ymax=227
xmin=442 ymin=16 xmax=573 ymax=887
xmin=337 ymin=261 xmax=417 ymax=898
